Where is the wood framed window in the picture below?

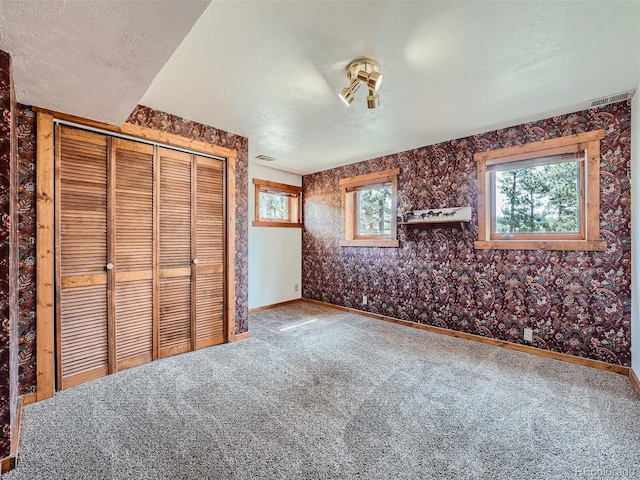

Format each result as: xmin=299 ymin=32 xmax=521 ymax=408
xmin=252 ymin=178 xmax=302 ymax=227
xmin=339 ymin=168 xmax=399 ymax=247
xmin=474 ymin=130 xmax=606 ymax=251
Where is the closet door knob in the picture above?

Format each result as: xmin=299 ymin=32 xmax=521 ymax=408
xmin=106 ymin=263 xmax=114 ymax=270
xmin=192 ymin=258 xmax=199 ymax=265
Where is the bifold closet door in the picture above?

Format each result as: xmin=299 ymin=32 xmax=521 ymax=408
xmin=56 ymin=126 xmax=109 ymax=389
xmin=113 ymin=139 xmax=154 ymax=370
xmin=194 ymin=155 xmax=225 ymax=348
xmin=57 ymin=127 xmax=226 ymax=387
xmin=158 ymin=148 xmax=193 ymax=357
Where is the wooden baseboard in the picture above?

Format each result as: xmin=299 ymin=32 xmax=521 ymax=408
xmin=630 ymin=369 xmax=640 ymax=396
xmin=301 ymin=298 xmax=630 ymax=376
xmin=22 ymin=392 xmax=37 ymax=406
xmin=249 ymin=298 xmax=302 ymax=313
xmin=1 ymin=396 xmax=23 ymax=473
xmin=229 ymin=331 xmax=251 ymax=342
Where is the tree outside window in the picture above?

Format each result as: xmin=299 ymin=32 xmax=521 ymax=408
xmin=253 ymin=179 xmax=302 ymax=228
xmin=339 ymin=168 xmax=399 ymax=248
xmin=494 ymin=159 xmax=580 ymax=235
xmin=474 ymin=129 xmax=606 ymax=251
xmin=356 ymin=185 xmax=392 ymax=236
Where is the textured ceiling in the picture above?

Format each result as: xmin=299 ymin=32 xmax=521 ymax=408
xmin=0 ymin=0 xmax=209 ymax=125
xmin=141 ymin=1 xmax=640 ymax=174
xmin=1 ymin=1 xmax=639 ymax=174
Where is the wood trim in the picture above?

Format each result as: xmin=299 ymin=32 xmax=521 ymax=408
xmin=226 ymin=154 xmax=237 ymax=341
xmin=484 ymin=143 xmax=584 ymax=167
xmin=248 ymin=298 xmax=302 ymax=313
xmin=474 ymin=129 xmax=606 ymax=163
xmin=22 ymin=392 xmax=37 ymax=406
xmin=252 ymin=221 xmax=302 ymax=228
xmin=339 ymin=239 xmax=400 ymax=248
xmin=36 ymin=112 xmax=55 ymax=401
xmin=343 ymin=191 xmax=354 ymax=241
xmin=32 ymin=107 xmax=236 ymax=159
xmin=390 ymin=174 xmax=398 ymax=240
xmin=106 ymin=137 xmax=116 ymax=375
xmin=229 ymin=331 xmax=251 ymax=342
xmin=586 ymin=139 xmax=601 ymax=242
xmin=54 ymin=124 xmax=62 ymax=391
xmin=152 ymin=145 xmax=160 ymax=361
xmin=300 ymin=298 xmax=629 ymax=375
xmin=0 ymin=397 xmax=23 ymax=473
xmin=630 ymin=368 xmax=640 ymax=397
xmin=190 ymin=153 xmax=198 ymax=352
xmin=252 ymin=178 xmax=302 ymax=194
xmin=339 ymin=168 xmax=400 ymax=189
xmin=474 ymin=240 xmax=607 ymax=251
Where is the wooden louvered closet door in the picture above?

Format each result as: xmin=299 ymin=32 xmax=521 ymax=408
xmin=158 ymin=148 xmax=193 ymax=357
xmin=57 ymin=127 xmax=226 ymax=388
xmin=157 ymin=149 xmax=226 ymax=357
xmin=194 ymin=155 xmax=225 ymax=348
xmin=56 ymin=126 xmax=110 ymax=389
xmin=113 ymin=139 xmax=154 ymax=370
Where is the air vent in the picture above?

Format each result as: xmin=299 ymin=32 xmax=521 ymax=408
xmin=587 ymin=89 xmax=635 ymax=109
xmin=255 ymin=155 xmax=276 ymax=162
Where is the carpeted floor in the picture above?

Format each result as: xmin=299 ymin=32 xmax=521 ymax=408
xmin=5 ymin=302 xmax=640 ymax=479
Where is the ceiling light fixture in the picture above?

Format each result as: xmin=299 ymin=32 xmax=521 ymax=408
xmin=339 ymin=58 xmax=383 ymax=109
xmin=366 ymin=89 xmax=380 ymax=109
xmin=339 ymin=79 xmax=361 ymax=106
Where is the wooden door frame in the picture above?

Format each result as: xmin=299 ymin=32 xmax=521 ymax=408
xmin=35 ymin=110 xmax=239 ymax=401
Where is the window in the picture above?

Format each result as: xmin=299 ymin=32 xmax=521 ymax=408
xmin=475 ymin=129 xmax=606 ymax=251
xmin=253 ymin=178 xmax=302 ymax=227
xmin=339 ymin=168 xmax=399 ymax=247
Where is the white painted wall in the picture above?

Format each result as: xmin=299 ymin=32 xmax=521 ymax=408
xmin=248 ymin=163 xmax=302 ymax=309
xmin=631 ymin=90 xmax=640 ymax=374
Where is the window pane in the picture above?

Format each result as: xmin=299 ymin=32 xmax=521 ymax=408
xmin=356 ymin=184 xmax=392 ymax=236
xmin=259 ymin=192 xmax=289 ymax=220
xmin=494 ymin=160 xmax=580 ymax=234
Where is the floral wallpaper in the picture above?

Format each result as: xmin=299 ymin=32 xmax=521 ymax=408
xmin=16 ymin=106 xmax=36 ymax=395
xmin=302 ymin=102 xmax=632 ymax=366
xmin=126 ymin=105 xmax=249 ymax=334
xmin=0 ymin=48 xmax=19 ymax=459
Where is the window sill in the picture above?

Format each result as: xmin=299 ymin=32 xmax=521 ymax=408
xmin=252 ymin=221 xmax=302 ymax=228
xmin=339 ymin=239 xmax=399 ymax=248
xmin=474 ymin=240 xmax=607 ymax=251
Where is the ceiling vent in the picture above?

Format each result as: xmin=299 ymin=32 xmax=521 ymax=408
xmin=255 ymin=155 xmax=276 ymax=162
xmin=586 ymin=89 xmax=635 ymax=109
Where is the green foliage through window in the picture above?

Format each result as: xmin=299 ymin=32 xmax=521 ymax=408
xmin=259 ymin=192 xmax=289 ymax=220
xmin=356 ymin=184 xmax=392 ymax=236
xmin=493 ymin=158 xmax=580 ymax=235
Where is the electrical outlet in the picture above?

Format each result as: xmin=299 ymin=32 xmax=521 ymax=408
xmin=523 ymin=328 xmax=533 ymax=342
xmin=363 ymin=295 xmax=368 ymax=305
xmin=294 ymin=284 xmax=298 ymax=292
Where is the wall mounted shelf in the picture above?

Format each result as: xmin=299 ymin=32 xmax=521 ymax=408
xmin=399 ymin=220 xmax=468 ymax=239
xmin=399 ymin=206 xmax=471 ymax=239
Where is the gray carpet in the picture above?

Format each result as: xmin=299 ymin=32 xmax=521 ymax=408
xmin=5 ymin=303 xmax=640 ymax=479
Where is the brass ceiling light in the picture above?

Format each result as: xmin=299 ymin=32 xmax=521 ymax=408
xmin=366 ymin=89 xmax=380 ymax=109
xmin=338 ymin=58 xmax=383 ymax=109
xmin=339 ymin=79 xmax=361 ymax=106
